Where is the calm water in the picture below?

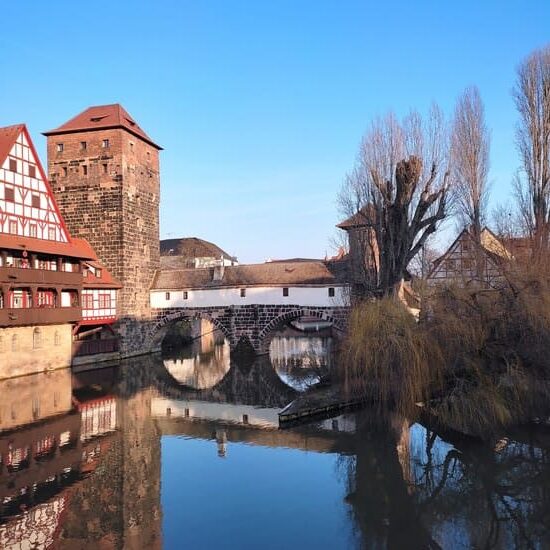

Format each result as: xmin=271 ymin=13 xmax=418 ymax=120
xmin=1 ymin=329 xmax=550 ymax=549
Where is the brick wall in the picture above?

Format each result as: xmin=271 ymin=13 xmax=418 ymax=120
xmin=47 ymin=127 xmax=160 ymax=356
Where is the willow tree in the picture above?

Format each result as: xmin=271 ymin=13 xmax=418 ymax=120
xmin=513 ymin=44 xmax=550 ymax=258
xmin=339 ymin=107 xmax=451 ymax=297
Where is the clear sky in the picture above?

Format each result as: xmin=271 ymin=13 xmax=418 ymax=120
xmin=1 ymin=1 xmax=549 ymax=262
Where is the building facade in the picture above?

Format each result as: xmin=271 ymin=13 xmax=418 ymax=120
xmin=44 ymin=104 xmax=161 ymax=356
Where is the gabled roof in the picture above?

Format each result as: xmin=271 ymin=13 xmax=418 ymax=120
xmin=160 ymin=237 xmax=236 ymax=261
xmin=0 ymin=124 xmax=25 ymax=165
xmin=83 ymin=259 xmax=122 ymax=289
xmin=152 ymin=261 xmax=346 ymax=290
xmin=336 ymin=205 xmax=376 ymax=230
xmin=43 ymin=104 xmax=162 ymax=150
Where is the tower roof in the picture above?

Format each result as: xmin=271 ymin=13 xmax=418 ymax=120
xmin=43 ymin=104 xmax=162 ymax=150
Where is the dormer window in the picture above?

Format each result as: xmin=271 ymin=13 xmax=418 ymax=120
xmin=95 ymin=268 xmax=102 ymax=279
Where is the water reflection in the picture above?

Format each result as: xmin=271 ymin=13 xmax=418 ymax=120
xmin=270 ymin=327 xmax=333 ymax=391
xmin=162 ymin=330 xmax=230 ymax=389
xmin=0 ymin=343 xmax=550 ymax=548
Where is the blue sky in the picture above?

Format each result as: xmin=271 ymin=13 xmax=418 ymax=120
xmin=1 ymin=1 xmax=549 ymax=262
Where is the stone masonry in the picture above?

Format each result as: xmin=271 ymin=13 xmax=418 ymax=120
xmin=45 ymin=112 xmax=161 ymax=356
xmin=150 ymin=304 xmax=349 ymax=354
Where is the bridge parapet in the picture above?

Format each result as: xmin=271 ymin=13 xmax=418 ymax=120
xmin=149 ymin=304 xmax=349 ymax=354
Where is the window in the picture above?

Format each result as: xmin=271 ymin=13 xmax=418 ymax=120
xmin=29 ymin=223 xmax=37 ymax=238
xmin=9 ymin=220 xmax=17 ymax=234
xmin=99 ymin=293 xmax=111 ymax=309
xmin=82 ymin=293 xmax=94 ymax=309
xmin=62 ymin=166 xmax=68 ymax=177
xmin=9 ymin=158 xmax=17 ymax=171
xmin=48 ymin=227 xmax=56 ymax=240
xmin=80 ymin=141 xmax=87 ymax=150
xmin=283 ymin=287 xmax=289 ymax=297
xmin=463 ymin=259 xmax=473 ymax=269
xmin=83 ymin=165 xmax=88 ymax=176
xmin=102 ymin=139 xmax=109 ymax=148
xmin=328 ymin=287 xmax=335 ymax=297
xmin=96 ymin=268 xmax=102 ymax=278
xmin=37 ymin=290 xmax=54 ymax=307
xmin=31 ymin=193 xmax=40 ymax=208
xmin=5 ymin=186 xmax=14 ymax=202
xmin=33 ymin=328 xmax=42 ymax=350
xmin=240 ymin=288 xmax=246 ymax=298
xmin=11 ymin=334 xmax=18 ymax=352
xmin=54 ymin=331 xmax=61 ymax=346
xmin=165 ymin=292 xmax=171 ymax=301
xmin=28 ymin=165 xmax=36 ymax=178
xmin=102 ymin=163 xmax=108 ymax=174
xmin=183 ymin=291 xmax=188 ymax=300
xmin=57 ymin=143 xmax=64 ymax=152
xmin=446 ymin=259 xmax=456 ymax=270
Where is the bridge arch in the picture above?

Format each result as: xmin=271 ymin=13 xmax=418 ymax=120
xmin=148 ymin=309 xmax=233 ymax=353
xmin=257 ymin=307 xmax=345 ymax=354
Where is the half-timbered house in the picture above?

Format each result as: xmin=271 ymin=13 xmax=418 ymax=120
xmin=0 ymin=124 xmax=120 ymax=376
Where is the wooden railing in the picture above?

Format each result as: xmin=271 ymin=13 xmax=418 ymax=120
xmin=72 ymin=338 xmax=120 ymax=357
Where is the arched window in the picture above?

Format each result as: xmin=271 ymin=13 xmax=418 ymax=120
xmin=11 ymin=334 xmax=18 ymax=352
xmin=33 ymin=328 xmax=42 ymax=350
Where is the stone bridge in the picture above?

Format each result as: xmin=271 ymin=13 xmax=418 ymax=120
xmin=148 ymin=304 xmax=349 ymax=354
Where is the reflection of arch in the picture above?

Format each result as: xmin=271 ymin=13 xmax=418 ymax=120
xmin=149 ymin=310 xmax=232 ymax=352
xmin=258 ymin=308 xmax=343 ymax=353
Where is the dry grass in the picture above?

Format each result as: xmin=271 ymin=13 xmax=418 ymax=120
xmin=340 ymin=264 xmax=550 ymax=435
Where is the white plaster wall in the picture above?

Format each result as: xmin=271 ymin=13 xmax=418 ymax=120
xmin=151 ymin=285 xmax=349 ymax=309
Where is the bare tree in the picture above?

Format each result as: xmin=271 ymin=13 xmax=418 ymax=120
xmin=513 ymin=44 xmax=550 ymax=257
xmin=492 ymin=201 xmax=523 ymax=240
xmin=451 ymin=86 xmax=490 ymax=241
xmin=339 ymin=107 xmax=451 ymax=297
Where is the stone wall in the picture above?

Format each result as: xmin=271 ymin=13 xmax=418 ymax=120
xmin=150 ymin=305 xmax=349 ymax=354
xmin=47 ymin=126 xmax=160 ymax=356
xmin=0 ymin=324 xmax=72 ymax=379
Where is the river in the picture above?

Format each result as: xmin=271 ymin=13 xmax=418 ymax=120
xmin=1 ymin=328 xmax=549 ymax=549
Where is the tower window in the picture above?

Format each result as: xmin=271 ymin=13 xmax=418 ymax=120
xmin=240 ymin=288 xmax=246 ymax=298
xmin=102 ymin=139 xmax=110 ymax=148
xmin=183 ymin=291 xmax=188 ymax=300
xmin=28 ymin=165 xmax=36 ymax=178
xmin=165 ymin=292 xmax=171 ymax=301
xmin=31 ymin=194 xmax=40 ymax=208
xmin=62 ymin=166 xmax=68 ymax=177
xmin=83 ymin=165 xmax=88 ymax=176
xmin=102 ymin=163 xmax=108 ymax=174
xmin=283 ymin=287 xmax=289 ymax=297
xmin=80 ymin=141 xmax=87 ymax=150
xmin=328 ymin=287 xmax=335 ymax=297
xmin=5 ymin=186 xmax=15 ymax=202
xmin=57 ymin=143 xmax=64 ymax=152
xmin=9 ymin=158 xmax=17 ymax=172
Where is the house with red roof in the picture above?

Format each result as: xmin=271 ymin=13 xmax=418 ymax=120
xmin=0 ymin=124 xmax=120 ymax=376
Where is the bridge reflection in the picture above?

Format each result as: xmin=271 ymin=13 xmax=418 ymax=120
xmin=2 ymin=354 xmax=550 ymax=549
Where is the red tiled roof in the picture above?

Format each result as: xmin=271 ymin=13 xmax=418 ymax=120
xmin=0 ymin=124 xmax=25 ymax=166
xmin=43 ymin=104 xmax=162 ymax=150
xmin=0 ymin=234 xmax=97 ymax=260
xmin=83 ymin=260 xmax=122 ymax=289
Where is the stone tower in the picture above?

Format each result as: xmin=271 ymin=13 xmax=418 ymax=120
xmin=43 ymin=104 xmax=161 ymax=355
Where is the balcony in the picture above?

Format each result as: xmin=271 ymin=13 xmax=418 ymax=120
xmin=0 ymin=307 xmax=82 ymax=327
xmin=0 ymin=266 xmax=82 ymax=286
